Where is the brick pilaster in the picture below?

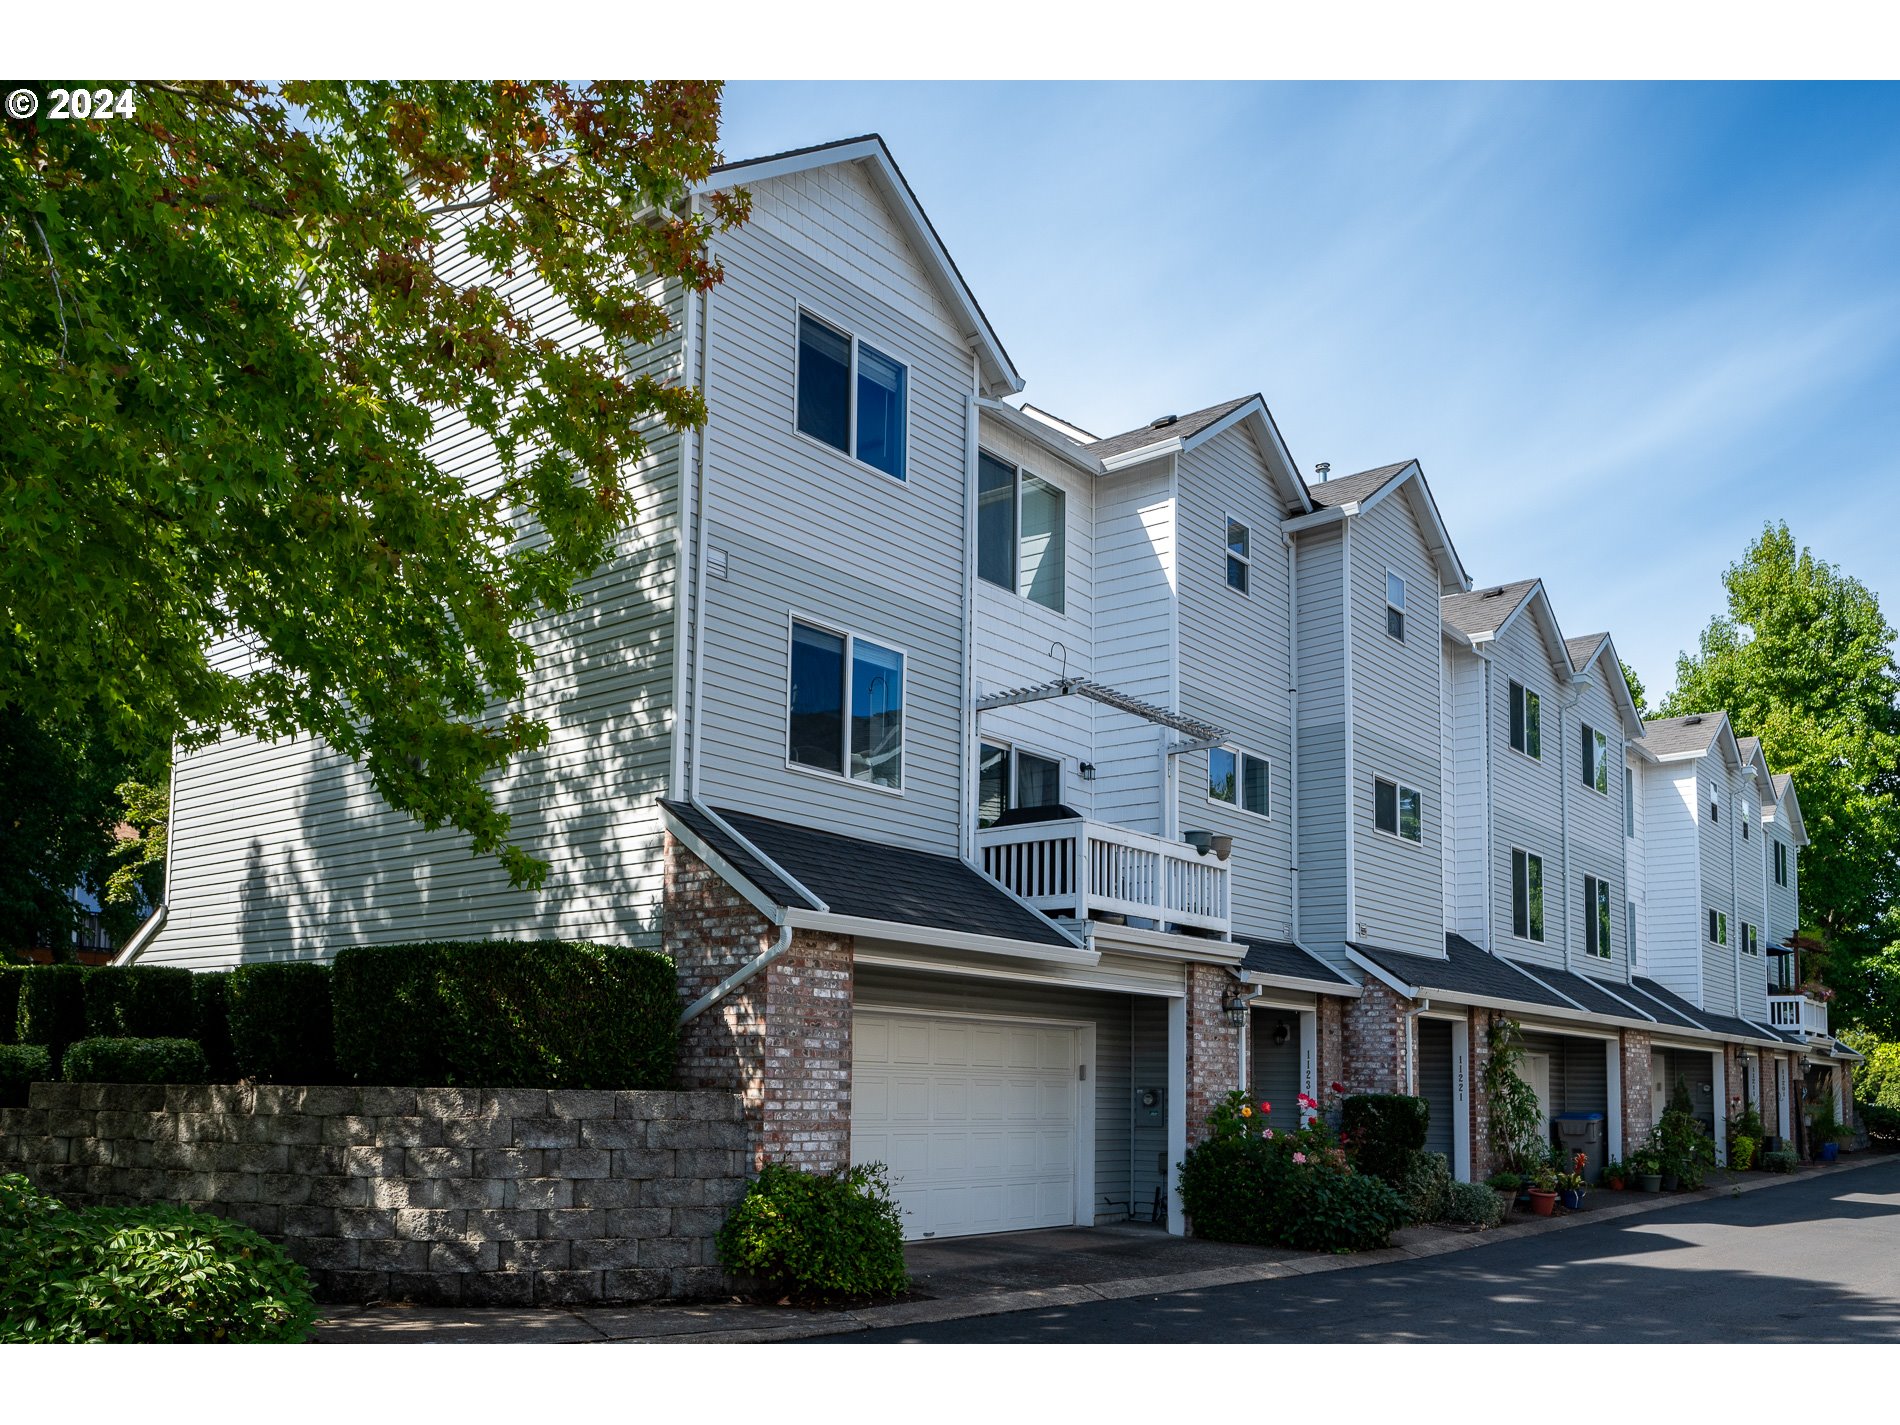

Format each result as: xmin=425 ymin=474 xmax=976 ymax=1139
xmin=1183 ymin=965 xmax=1241 ymax=1148
xmin=1620 ymin=1028 xmax=1654 ymax=1154
xmin=1316 ymin=995 xmax=1346 ymax=1096
xmin=1470 ymin=1008 xmax=1496 ymax=1181
xmin=1341 ymin=976 xmax=1411 ymax=1096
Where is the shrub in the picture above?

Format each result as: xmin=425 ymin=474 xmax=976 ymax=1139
xmin=17 ymin=967 xmax=87 ymax=1071
xmin=0 ymin=1045 xmax=53 ymax=1108
xmin=1445 ymin=1179 xmax=1506 ymax=1228
xmin=1399 ymin=1150 xmax=1453 ymax=1224
xmin=0 ymin=1192 xmax=316 ymax=1343
xmin=0 ymin=965 xmax=27 ymax=1044
xmin=331 ymin=940 xmax=677 ymax=1089
xmin=61 ymin=1037 xmax=208 ymax=1085
xmin=192 ymin=971 xmax=237 ymax=1081
xmin=1341 ymin=1093 xmax=1431 ymax=1186
xmin=1859 ymin=1100 xmax=1900 ymax=1144
xmin=1730 ymin=1134 xmax=1758 ymax=1171
xmin=82 ymin=965 xmax=196 ymax=1040
xmin=1762 ymin=1147 xmax=1799 ymax=1174
xmin=229 ymin=963 xmax=334 ymax=1083
xmin=715 ymin=1162 xmax=909 ymax=1302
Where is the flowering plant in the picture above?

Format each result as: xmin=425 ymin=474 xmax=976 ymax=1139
xmin=1554 ymin=1151 xmax=1588 ymax=1193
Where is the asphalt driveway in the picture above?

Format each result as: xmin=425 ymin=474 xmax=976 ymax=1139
xmin=833 ymin=1155 xmax=1900 ymax=1343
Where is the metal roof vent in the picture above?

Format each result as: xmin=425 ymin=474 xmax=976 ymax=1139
xmin=1150 ymin=413 xmax=1178 ymax=429
xmin=1481 ymin=586 xmax=1506 ymax=598
xmin=1314 ymin=461 xmax=1331 ymax=481
xmin=1684 ymin=715 xmax=1703 ymax=725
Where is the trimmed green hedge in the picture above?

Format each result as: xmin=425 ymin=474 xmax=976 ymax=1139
xmin=330 ymin=940 xmax=677 ymax=1089
xmin=192 ymin=971 xmax=238 ymax=1081
xmin=0 ymin=1045 xmax=52 ymax=1108
xmin=0 ymin=966 xmax=27 ymax=1045
xmin=1341 ymin=1093 xmax=1431 ymax=1186
xmin=1178 ymin=1132 xmax=1409 ymax=1252
xmin=61 ymin=1037 xmax=208 ymax=1085
xmin=229 ymin=963 xmax=334 ymax=1083
xmin=715 ymin=1163 xmax=908 ymax=1302
xmin=17 ymin=967 xmax=87 ymax=1072
xmin=83 ymin=965 xmax=196 ymax=1040
xmin=0 ymin=1175 xmax=316 ymax=1343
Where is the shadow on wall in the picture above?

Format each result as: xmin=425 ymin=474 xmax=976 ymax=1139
xmin=203 ymin=538 xmax=677 ymax=965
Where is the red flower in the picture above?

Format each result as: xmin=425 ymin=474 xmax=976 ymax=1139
xmin=1260 ymin=1101 xmax=1272 ymax=1114
xmin=1330 ymin=1081 xmax=1345 ymax=1094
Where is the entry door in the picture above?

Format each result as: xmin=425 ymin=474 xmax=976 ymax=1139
xmin=1776 ymin=1061 xmax=1792 ymax=1140
xmin=1416 ymin=1020 xmax=1456 ymax=1160
xmin=851 ymin=1011 xmax=1079 ymax=1241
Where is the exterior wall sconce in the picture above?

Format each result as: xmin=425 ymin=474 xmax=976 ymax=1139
xmin=1079 ymin=762 xmax=1097 ymax=781
xmin=1223 ymin=990 xmax=1252 ymax=1026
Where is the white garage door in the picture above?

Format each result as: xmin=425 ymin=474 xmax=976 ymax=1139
xmin=852 ymin=1011 xmax=1078 ymax=1241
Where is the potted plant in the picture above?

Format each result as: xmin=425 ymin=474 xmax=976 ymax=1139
xmin=1630 ymin=1145 xmax=1663 ymax=1193
xmin=1555 ymin=1151 xmax=1588 ymax=1210
xmin=1484 ymin=1170 xmax=1520 ymax=1216
xmin=1526 ymin=1155 xmax=1559 ymax=1216
xmin=1808 ymin=1101 xmax=1849 ymax=1162
xmin=1484 ymin=1019 xmax=1548 ymax=1204
xmin=1601 ymin=1158 xmax=1627 ymax=1191
xmin=1654 ymin=1106 xmax=1715 ymax=1189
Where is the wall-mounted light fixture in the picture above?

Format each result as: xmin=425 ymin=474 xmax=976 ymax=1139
xmin=1223 ymin=990 xmax=1252 ymax=1027
xmin=1079 ymin=762 xmax=1097 ymax=781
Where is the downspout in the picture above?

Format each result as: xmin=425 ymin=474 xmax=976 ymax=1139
xmin=1285 ymin=528 xmax=1300 ymax=942
xmin=1483 ymin=657 xmax=1495 ymax=951
xmin=112 ymin=749 xmax=180 ymax=965
xmin=1401 ymin=998 xmax=1432 ymax=1095
xmin=1560 ymin=693 xmax=1575 ymax=975
xmin=686 ymin=273 xmax=717 ymax=802
xmin=679 ymin=923 xmax=793 ymax=1026
xmin=668 ymin=248 xmax=702 ymax=801
xmin=1731 ymin=765 xmax=1744 ymax=1017
xmin=1341 ymin=517 xmax=1356 ymax=940
xmin=960 ymin=362 xmax=981 ymax=863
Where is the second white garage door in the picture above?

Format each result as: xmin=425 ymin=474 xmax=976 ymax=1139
xmin=852 ymin=1011 xmax=1078 ymax=1240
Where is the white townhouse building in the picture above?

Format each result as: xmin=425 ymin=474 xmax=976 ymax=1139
xmin=126 ymin=132 xmax=1859 ymax=1242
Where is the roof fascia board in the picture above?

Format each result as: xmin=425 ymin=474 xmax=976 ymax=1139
xmin=977 ymin=398 xmax=1104 ymax=476
xmin=658 ymin=808 xmax=788 ymax=927
xmin=1782 ymin=783 xmax=1810 ymax=846
xmin=1240 ymin=970 xmax=1365 ymax=998
xmin=1343 ymin=946 xmax=1421 ymax=999
xmin=1283 ymin=504 xmax=1348 ymax=535
xmin=785 ymin=908 xmax=1100 ymax=966
xmin=1099 ymin=438 xmax=1184 ymax=473
xmin=1356 ymin=464 xmax=1471 ymax=592
xmin=1591 ymin=636 xmax=1647 ymax=737
xmin=1178 ymin=401 xmax=1313 ymax=515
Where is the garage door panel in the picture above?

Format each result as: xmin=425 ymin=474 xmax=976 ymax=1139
xmin=854 ymin=1010 xmax=1078 ymax=1241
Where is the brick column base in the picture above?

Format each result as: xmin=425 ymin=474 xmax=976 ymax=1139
xmin=1621 ymin=1029 xmax=1654 ymax=1155
xmin=665 ymin=836 xmax=853 ymax=1175
xmin=1183 ymin=965 xmax=1241 ymax=1148
xmin=1470 ymin=1008 xmax=1496 ymax=1182
xmin=1342 ymin=976 xmax=1412 ymax=1096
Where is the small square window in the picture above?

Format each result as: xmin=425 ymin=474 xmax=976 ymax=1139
xmin=795 ymin=310 xmax=908 ymax=481
xmin=1385 ymin=571 xmax=1406 ymax=642
xmin=1210 ymin=748 xmax=1270 ymax=817
xmin=1226 ymin=518 xmax=1251 ymax=594
xmin=1374 ymin=777 xmax=1421 ymax=843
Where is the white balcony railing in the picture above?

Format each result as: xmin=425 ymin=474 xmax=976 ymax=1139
xmin=977 ymin=818 xmax=1231 ymax=935
xmin=1768 ymin=993 xmax=1829 ymax=1038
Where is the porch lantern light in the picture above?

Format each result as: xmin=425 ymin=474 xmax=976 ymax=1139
xmin=1223 ymin=990 xmax=1252 ymax=1026
xmin=1271 ymin=1019 xmax=1291 ymax=1047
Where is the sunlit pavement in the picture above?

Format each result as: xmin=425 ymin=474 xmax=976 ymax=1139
xmin=830 ymin=1156 xmax=1900 ymax=1344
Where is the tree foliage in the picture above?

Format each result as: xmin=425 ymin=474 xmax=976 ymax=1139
xmin=1 ymin=81 xmax=747 ymax=888
xmin=1621 ymin=659 xmax=1649 ymax=719
xmin=1662 ymin=522 xmax=1900 ymax=1033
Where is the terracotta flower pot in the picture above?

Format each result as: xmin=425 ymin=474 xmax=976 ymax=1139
xmin=1528 ymin=1189 xmax=1558 ymax=1216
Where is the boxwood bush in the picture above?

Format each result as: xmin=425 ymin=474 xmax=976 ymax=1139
xmin=331 ymin=940 xmax=677 ymax=1089
xmin=1445 ymin=1179 xmax=1507 ymax=1227
xmin=229 ymin=963 xmax=334 ymax=1083
xmin=61 ymin=1037 xmax=208 ymax=1085
xmin=0 ymin=1175 xmax=316 ymax=1343
xmin=715 ymin=1162 xmax=908 ymax=1302
xmin=192 ymin=970 xmax=238 ymax=1081
xmin=0 ymin=1045 xmax=52 ymax=1108
xmin=1399 ymin=1149 xmax=1453 ymax=1224
xmin=0 ymin=965 xmax=27 ymax=1044
xmin=1178 ymin=1110 xmax=1410 ymax=1253
xmin=82 ymin=965 xmax=196 ymax=1040
xmin=1341 ymin=1093 xmax=1431 ymax=1186
xmin=17 ymin=966 xmax=87 ymax=1071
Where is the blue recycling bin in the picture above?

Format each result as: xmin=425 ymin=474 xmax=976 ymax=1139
xmin=1555 ymin=1111 xmax=1607 ymax=1183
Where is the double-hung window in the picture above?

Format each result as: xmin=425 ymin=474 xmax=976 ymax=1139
xmin=788 ymin=620 xmax=905 ymax=789
xmin=1709 ymin=787 xmax=1720 ymax=824
xmin=1741 ymin=921 xmax=1759 ymax=956
xmin=1512 ymin=849 xmax=1545 ymax=941
xmin=1582 ymin=724 xmax=1608 ymax=794
xmin=1225 ymin=518 xmax=1251 ymax=593
xmin=978 ymin=450 xmax=1066 ymax=612
xmin=1385 ymin=571 xmax=1406 ymax=641
xmin=1742 ymin=808 xmax=1751 ymax=841
xmin=1774 ymin=841 xmax=1789 ymax=887
xmin=1209 ymin=747 xmax=1271 ymax=817
xmin=1584 ymin=874 xmax=1612 ymax=958
xmin=1509 ymin=681 xmax=1541 ymax=758
xmin=1374 ymin=777 xmax=1422 ymax=843
xmin=1707 ymin=908 xmax=1728 ymax=946
xmin=978 ymin=741 xmax=1061 ymax=826
xmin=1627 ymin=899 xmax=1637 ymax=959
xmin=1625 ymin=767 xmax=1636 ymax=836
xmin=795 ymin=311 xmax=908 ymax=481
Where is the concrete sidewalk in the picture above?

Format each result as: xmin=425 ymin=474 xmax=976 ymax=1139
xmin=313 ymin=1154 xmax=1889 ymax=1344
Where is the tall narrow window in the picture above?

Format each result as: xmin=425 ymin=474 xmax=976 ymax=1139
xmin=1709 ymin=787 xmax=1719 ymax=824
xmin=1582 ymin=725 xmax=1608 ymax=793
xmin=1209 ymin=747 xmax=1270 ymax=817
xmin=788 ymin=620 xmax=904 ymax=788
xmin=795 ymin=311 xmax=908 ymax=480
xmin=1625 ymin=767 xmax=1636 ymax=836
xmin=1627 ymin=899 xmax=1637 ymax=959
xmin=978 ymin=742 xmax=1062 ymax=827
xmin=1374 ymin=777 xmax=1422 ymax=843
xmin=1015 ymin=750 xmax=1062 ymax=809
xmin=1226 ymin=518 xmax=1251 ymax=593
xmin=1742 ymin=922 xmax=1759 ymax=956
xmin=1584 ymin=875 xmax=1612 ymax=958
xmin=978 ymin=741 xmax=1010 ymax=828
xmin=1707 ymin=909 xmax=1728 ymax=945
xmin=977 ymin=450 xmax=1065 ymax=612
xmin=1774 ymin=841 xmax=1789 ymax=887
xmin=1385 ymin=571 xmax=1407 ymax=641
xmin=1512 ymin=849 xmax=1545 ymax=941
xmin=1509 ymin=682 xmax=1541 ymax=759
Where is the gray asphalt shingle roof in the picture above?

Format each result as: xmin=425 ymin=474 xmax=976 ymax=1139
xmin=1349 ymin=934 xmax=1573 ymax=1009
xmin=1641 ymin=714 xmax=1724 ymax=758
xmin=1306 ymin=461 xmax=1412 ymax=510
xmin=1625 ymin=977 xmax=1712 ymax=1030
xmin=1440 ymin=579 xmax=1539 ymax=641
xmin=1240 ymin=939 xmax=1356 ymax=987
xmin=661 ymin=801 xmax=1074 ymax=947
xmin=1509 ymin=962 xmax=1651 ymax=1021
xmin=1084 ymin=396 xmax=1255 ymax=462
xmin=1565 ymin=633 xmax=1609 ymax=671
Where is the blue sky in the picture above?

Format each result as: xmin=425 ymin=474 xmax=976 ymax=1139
xmin=718 ymin=82 xmax=1900 ymax=704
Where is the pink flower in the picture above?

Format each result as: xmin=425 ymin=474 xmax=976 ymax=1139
xmin=1293 ymin=1152 xmax=1308 ymax=1165
xmin=1263 ymin=1129 xmax=1275 ymax=1140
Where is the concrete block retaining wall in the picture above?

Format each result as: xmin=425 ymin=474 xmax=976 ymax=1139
xmin=0 ymin=1082 xmax=750 ymax=1306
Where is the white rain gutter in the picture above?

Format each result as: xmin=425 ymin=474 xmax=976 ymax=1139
xmin=678 ymin=924 xmax=792 ymax=1026
xmin=1284 ymin=525 xmax=1300 ymax=943
xmin=1401 ymin=997 xmax=1432 ymax=1095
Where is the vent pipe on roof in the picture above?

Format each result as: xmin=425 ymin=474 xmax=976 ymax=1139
xmin=1314 ymin=462 xmax=1331 ymax=482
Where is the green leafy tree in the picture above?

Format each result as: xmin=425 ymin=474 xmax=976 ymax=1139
xmin=1 ymin=82 xmax=748 ymax=888
xmin=1621 ymin=659 xmax=1649 ymax=719
xmin=1662 ymin=523 xmax=1900 ymax=1033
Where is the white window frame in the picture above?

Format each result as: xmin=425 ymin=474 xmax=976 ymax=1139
xmin=1224 ymin=515 xmax=1252 ymax=595
xmin=1511 ymin=847 xmax=1545 ymax=943
xmin=1384 ymin=568 xmax=1407 ymax=643
xmin=1207 ymin=745 xmax=1272 ymax=820
xmin=977 ymin=447 xmax=1066 ymax=613
xmin=1509 ymin=680 xmax=1542 ymax=761
xmin=792 ymin=304 xmax=910 ymax=485
xmin=1584 ymin=874 xmax=1612 ymax=959
xmin=1582 ymin=724 xmax=1609 ymax=795
xmin=1742 ymin=921 xmax=1759 ymax=956
xmin=784 ymin=612 xmax=907 ymax=795
xmin=1627 ymin=898 xmax=1637 ymax=959
xmin=1707 ymin=908 xmax=1728 ymax=946
xmin=1774 ymin=841 xmax=1789 ymax=887
xmin=978 ymin=738 xmax=1063 ymax=825
xmin=1625 ymin=766 xmax=1636 ymax=837
xmin=1373 ymin=776 xmax=1423 ymax=845
xmin=1709 ymin=785 xmax=1720 ymax=824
